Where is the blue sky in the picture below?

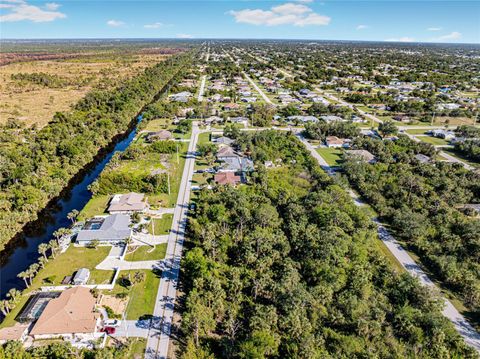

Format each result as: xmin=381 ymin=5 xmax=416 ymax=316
xmin=1 ymin=1 xmax=479 ymax=43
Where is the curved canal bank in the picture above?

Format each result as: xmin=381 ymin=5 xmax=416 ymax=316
xmin=0 ymin=120 xmax=139 ymax=298
xmin=0 ymin=72 xmax=180 ymax=299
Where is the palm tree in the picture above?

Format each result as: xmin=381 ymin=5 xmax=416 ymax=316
xmin=0 ymin=300 xmax=10 ymax=316
xmin=38 ymin=243 xmax=49 ymax=261
xmin=7 ymin=288 xmax=21 ymax=305
xmin=38 ymin=256 xmax=48 ymax=269
xmin=49 ymin=239 xmax=60 ymax=258
xmin=27 ymin=263 xmax=39 ymax=286
xmin=67 ymin=209 xmax=79 ymax=224
xmin=133 ymin=271 xmax=146 ymax=284
xmin=17 ymin=271 xmax=30 ymax=288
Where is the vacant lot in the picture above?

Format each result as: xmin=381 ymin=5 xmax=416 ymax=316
xmin=0 ymin=53 xmax=168 ymax=127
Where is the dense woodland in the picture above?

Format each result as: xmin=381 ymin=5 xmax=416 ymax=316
xmin=180 ymin=131 xmax=476 ymax=358
xmin=454 ymin=125 xmax=480 ymax=162
xmin=0 ymin=51 xmax=194 ymax=251
xmin=343 ymin=135 xmax=480 ymax=315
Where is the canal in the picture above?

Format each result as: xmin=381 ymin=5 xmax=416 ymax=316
xmin=0 ymin=117 xmax=141 ymax=298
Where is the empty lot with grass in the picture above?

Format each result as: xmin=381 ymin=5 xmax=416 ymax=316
xmin=0 ymin=53 xmax=168 ymax=128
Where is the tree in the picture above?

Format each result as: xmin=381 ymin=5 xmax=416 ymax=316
xmin=17 ymin=271 xmax=30 ymax=288
xmin=67 ymin=209 xmax=79 ymax=224
xmin=182 ymin=288 xmax=215 ymax=347
xmin=49 ymin=239 xmax=60 ymax=258
xmin=6 ymin=288 xmax=21 ymax=305
xmin=133 ymin=271 xmax=146 ymax=284
xmin=38 ymin=243 xmax=49 ymax=261
xmin=378 ymin=120 xmax=398 ymax=138
xmin=27 ymin=263 xmax=40 ymax=286
xmin=0 ymin=300 xmax=10 ymax=316
xmin=38 ymin=256 xmax=48 ymax=269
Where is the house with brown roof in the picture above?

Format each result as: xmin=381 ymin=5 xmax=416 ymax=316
xmin=0 ymin=324 xmax=29 ymax=344
xmin=214 ymin=172 xmax=241 ymax=186
xmin=325 ymin=136 xmax=349 ymax=148
xmin=108 ymin=192 xmax=147 ymax=214
xmin=223 ymin=103 xmax=240 ymax=111
xmin=30 ymin=287 xmax=100 ymax=340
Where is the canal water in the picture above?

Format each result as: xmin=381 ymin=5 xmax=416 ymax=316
xmin=0 ymin=117 xmax=141 ymax=298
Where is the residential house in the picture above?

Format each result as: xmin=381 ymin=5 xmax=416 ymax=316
xmin=214 ymin=172 xmax=241 ymax=186
xmin=217 ymin=146 xmax=254 ymax=173
xmin=346 ymin=150 xmax=376 ymax=163
xmin=325 ymin=136 xmax=349 ymax=148
xmin=223 ymin=103 xmax=240 ymax=111
xmin=146 ymin=130 xmax=173 ymax=142
xmin=414 ymin=154 xmax=431 ymax=164
xmin=30 ymin=287 xmax=100 ymax=340
xmin=213 ymin=136 xmax=235 ymax=146
xmin=76 ymin=214 xmax=132 ymax=245
xmin=108 ymin=192 xmax=147 ymax=214
xmin=0 ymin=324 xmax=29 ymax=344
xmin=169 ymin=91 xmax=192 ymax=102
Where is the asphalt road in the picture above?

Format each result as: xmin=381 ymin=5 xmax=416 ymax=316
xmin=144 ymin=123 xmax=200 ymax=359
xmin=298 ymin=135 xmax=480 ymax=353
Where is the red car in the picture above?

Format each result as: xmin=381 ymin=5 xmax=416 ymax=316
xmin=101 ymin=326 xmax=116 ymax=335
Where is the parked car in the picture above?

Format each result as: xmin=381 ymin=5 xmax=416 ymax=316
xmin=101 ymin=327 xmax=116 ymax=335
xmin=104 ymin=319 xmax=121 ymax=327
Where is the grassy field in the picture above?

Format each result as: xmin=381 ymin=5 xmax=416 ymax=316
xmin=148 ymin=141 xmax=189 ymax=207
xmin=108 ymin=269 xmax=160 ymax=320
xmin=78 ymin=195 xmax=110 ymax=221
xmin=124 ymin=243 xmax=167 ymax=261
xmin=0 ymin=246 xmax=112 ymax=329
xmin=316 ymin=147 xmax=344 ymax=166
xmin=417 ymin=135 xmax=450 ymax=146
xmin=0 ymin=53 xmax=168 ymax=127
xmin=147 ymin=214 xmax=173 ymax=235
xmin=141 ymin=118 xmax=192 ymax=140
xmin=405 ymin=129 xmax=429 ymax=135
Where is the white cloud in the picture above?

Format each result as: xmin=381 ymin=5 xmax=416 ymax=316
xmin=356 ymin=24 xmax=369 ymax=30
xmin=45 ymin=2 xmax=60 ymax=10
xmin=144 ymin=22 xmax=164 ymax=29
xmin=295 ymin=0 xmax=313 ymax=3
xmin=436 ymin=31 xmax=462 ymax=41
xmin=0 ymin=0 xmax=66 ymax=22
xmin=385 ymin=37 xmax=415 ymax=42
xmin=427 ymin=27 xmax=442 ymax=31
xmin=229 ymin=2 xmax=330 ymax=27
xmin=177 ymin=33 xmax=193 ymax=38
xmin=107 ymin=19 xmax=125 ymax=27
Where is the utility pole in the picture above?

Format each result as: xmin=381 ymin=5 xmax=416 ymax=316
xmin=167 ymin=172 xmax=171 ymax=196
xmin=431 ymin=111 xmax=435 ymax=126
xmin=176 ymin=142 xmax=179 ymax=164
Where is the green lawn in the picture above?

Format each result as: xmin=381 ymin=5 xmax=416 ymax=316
xmin=405 ymin=129 xmax=429 ymax=135
xmin=0 ymin=246 xmax=112 ymax=329
xmin=418 ymin=136 xmax=450 ymax=146
xmin=316 ymin=147 xmax=344 ymax=166
xmin=142 ymin=118 xmax=192 ymax=140
xmin=127 ymin=338 xmax=147 ymax=358
xmin=124 ymin=243 xmax=167 ymax=261
xmin=147 ymin=141 xmax=189 ymax=207
xmin=192 ymin=173 xmax=211 ymax=186
xmin=198 ymin=132 xmax=211 ymax=145
xmin=107 ymin=269 xmax=161 ymax=320
xmin=78 ymin=195 xmax=110 ymax=221
xmin=147 ymin=214 xmax=173 ymax=235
